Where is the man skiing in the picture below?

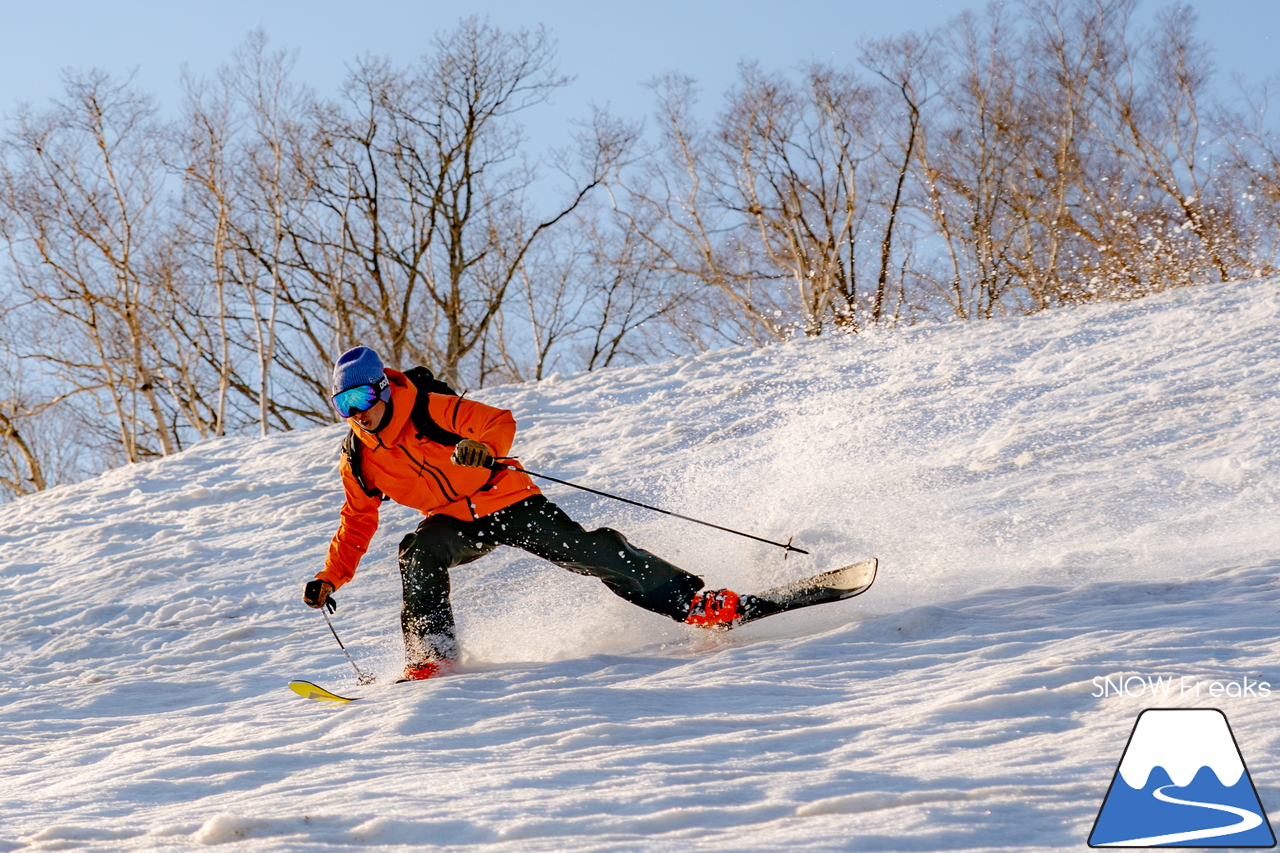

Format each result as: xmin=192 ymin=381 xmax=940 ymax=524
xmin=303 ymin=346 xmax=751 ymax=680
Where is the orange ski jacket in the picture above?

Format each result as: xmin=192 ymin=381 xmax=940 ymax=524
xmin=317 ymin=368 xmax=540 ymax=590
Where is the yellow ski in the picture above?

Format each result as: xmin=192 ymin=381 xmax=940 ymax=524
xmin=288 ymin=679 xmax=360 ymax=703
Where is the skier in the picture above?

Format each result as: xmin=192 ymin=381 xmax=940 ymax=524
xmin=303 ymin=346 xmax=751 ymax=680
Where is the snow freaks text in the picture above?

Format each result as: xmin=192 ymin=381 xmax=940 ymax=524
xmin=1092 ymin=675 xmax=1272 ymax=700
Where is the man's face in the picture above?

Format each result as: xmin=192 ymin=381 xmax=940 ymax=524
xmin=350 ymin=399 xmax=387 ymax=432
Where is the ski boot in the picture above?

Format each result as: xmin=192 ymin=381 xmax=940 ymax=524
xmin=685 ymin=589 xmax=742 ymax=627
xmin=685 ymin=588 xmax=775 ymax=627
xmin=401 ymin=660 xmax=448 ymax=681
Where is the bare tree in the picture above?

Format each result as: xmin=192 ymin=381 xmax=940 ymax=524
xmin=0 ymin=342 xmax=49 ymax=497
xmin=575 ymin=214 xmax=687 ymax=371
xmin=1086 ymin=1 xmax=1244 ymax=294
xmin=1004 ymin=0 xmax=1114 ymax=308
xmin=174 ymin=70 xmax=239 ymax=437
xmin=302 ymin=18 xmax=630 ymax=386
xmin=482 ymin=201 xmax=684 ymax=383
xmin=176 ymin=33 xmax=337 ymax=434
xmin=611 ymin=61 xmax=885 ymax=344
xmin=0 ymin=71 xmax=180 ymax=463
xmin=2 ymin=8 xmax=1276 ymax=503
xmin=1222 ymin=77 xmax=1280 ymax=275
xmin=608 ymin=73 xmax=773 ymax=345
xmin=862 ymin=33 xmax=940 ymax=323
xmin=721 ymin=62 xmax=879 ymax=334
xmin=225 ymin=33 xmax=322 ymax=433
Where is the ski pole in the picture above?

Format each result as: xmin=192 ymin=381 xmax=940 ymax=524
xmin=319 ymin=604 xmax=375 ymax=686
xmin=490 ymin=459 xmax=808 ymax=556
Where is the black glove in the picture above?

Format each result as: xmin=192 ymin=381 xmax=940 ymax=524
xmin=303 ymin=579 xmax=336 ymax=613
xmin=451 ymin=439 xmax=493 ymax=468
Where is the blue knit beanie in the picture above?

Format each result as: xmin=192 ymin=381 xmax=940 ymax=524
xmin=331 ymin=347 xmax=391 ymax=400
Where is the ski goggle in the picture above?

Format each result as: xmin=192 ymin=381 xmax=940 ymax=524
xmin=332 ymin=377 xmax=390 ymax=418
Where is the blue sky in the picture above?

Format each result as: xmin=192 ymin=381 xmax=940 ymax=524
xmin=0 ymin=0 xmax=1276 ymax=211
xmin=2 ymin=1 xmax=1276 ymax=124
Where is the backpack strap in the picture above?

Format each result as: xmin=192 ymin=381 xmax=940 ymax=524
xmin=402 ymin=365 xmax=503 ymax=491
xmin=403 ymin=366 xmax=465 ymax=446
xmin=342 ymin=429 xmax=386 ymax=501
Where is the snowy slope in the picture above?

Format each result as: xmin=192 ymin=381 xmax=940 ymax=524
xmin=3 ymin=277 xmax=1280 ymax=852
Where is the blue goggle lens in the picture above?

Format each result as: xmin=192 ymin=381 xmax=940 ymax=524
xmin=333 ymin=383 xmax=382 ymax=418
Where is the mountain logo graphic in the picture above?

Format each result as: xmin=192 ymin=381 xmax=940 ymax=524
xmin=1089 ymin=709 xmax=1276 ymax=848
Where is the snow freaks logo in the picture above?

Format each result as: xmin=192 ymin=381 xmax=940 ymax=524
xmin=1092 ymin=674 xmax=1271 ymax=699
xmin=1088 ymin=709 xmax=1276 ymax=848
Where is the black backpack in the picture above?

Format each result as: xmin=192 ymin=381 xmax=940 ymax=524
xmin=341 ymin=366 xmax=463 ymax=501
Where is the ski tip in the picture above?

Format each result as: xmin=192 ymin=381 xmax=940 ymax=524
xmin=837 ymin=557 xmax=877 ymax=597
xmin=288 ymin=679 xmax=359 ymax=703
xmin=815 ymin=557 xmax=877 ymax=590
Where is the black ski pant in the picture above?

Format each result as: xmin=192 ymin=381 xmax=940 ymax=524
xmin=398 ymin=495 xmax=705 ymax=664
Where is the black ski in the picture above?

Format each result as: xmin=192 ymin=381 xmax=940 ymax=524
xmin=738 ymin=558 xmax=877 ymax=625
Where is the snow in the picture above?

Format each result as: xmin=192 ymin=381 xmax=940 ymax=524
xmin=3 ymin=277 xmax=1280 ymax=851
